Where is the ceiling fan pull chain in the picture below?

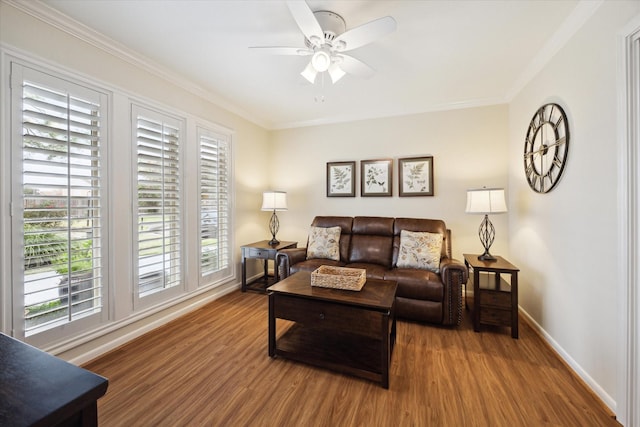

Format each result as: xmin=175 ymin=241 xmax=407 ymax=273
xmin=314 ymin=73 xmax=325 ymax=103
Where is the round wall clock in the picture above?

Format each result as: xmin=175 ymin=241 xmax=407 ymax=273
xmin=523 ymin=103 xmax=570 ymax=193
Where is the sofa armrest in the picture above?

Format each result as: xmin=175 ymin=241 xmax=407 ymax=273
xmin=439 ymin=257 xmax=469 ymax=326
xmin=440 ymin=258 xmax=468 ymax=284
xmin=276 ymin=247 xmax=307 ymax=279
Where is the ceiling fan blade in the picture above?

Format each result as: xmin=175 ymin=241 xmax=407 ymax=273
xmin=286 ymin=1 xmax=324 ymax=46
xmin=249 ymin=46 xmax=312 ymax=56
xmin=338 ymin=54 xmax=375 ymax=79
xmin=333 ymin=16 xmax=397 ymax=52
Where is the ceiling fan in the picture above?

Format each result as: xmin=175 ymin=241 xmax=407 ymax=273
xmin=250 ymin=1 xmax=397 ymax=84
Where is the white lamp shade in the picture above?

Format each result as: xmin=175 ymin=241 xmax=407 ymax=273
xmin=465 ymin=188 xmax=507 ymax=214
xmin=261 ymin=191 xmax=288 ymax=211
xmin=300 ymin=62 xmax=317 ymax=84
xmin=328 ymin=63 xmax=346 ymax=83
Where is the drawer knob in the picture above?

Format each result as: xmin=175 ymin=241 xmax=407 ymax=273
xmin=319 ymin=312 xmax=325 ymax=320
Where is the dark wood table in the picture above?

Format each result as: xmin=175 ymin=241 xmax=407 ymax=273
xmin=463 ymin=254 xmax=520 ymax=339
xmin=268 ymin=271 xmax=398 ymax=388
xmin=0 ymin=333 xmax=108 ymax=426
xmin=241 ymin=240 xmax=297 ymax=292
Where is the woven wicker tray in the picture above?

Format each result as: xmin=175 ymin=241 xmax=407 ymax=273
xmin=311 ymin=265 xmax=366 ymax=291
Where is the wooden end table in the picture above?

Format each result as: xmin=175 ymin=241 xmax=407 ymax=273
xmin=463 ymin=254 xmax=520 ymax=339
xmin=268 ymin=271 xmax=398 ymax=388
xmin=241 ymin=240 xmax=297 ymax=292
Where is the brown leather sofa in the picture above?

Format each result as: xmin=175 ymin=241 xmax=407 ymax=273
xmin=276 ymin=216 xmax=468 ymax=325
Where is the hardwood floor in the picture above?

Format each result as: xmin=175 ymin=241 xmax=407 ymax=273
xmin=83 ymin=290 xmax=619 ymax=426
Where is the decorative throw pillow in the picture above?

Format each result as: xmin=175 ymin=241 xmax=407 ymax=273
xmin=396 ymin=230 xmax=443 ymax=273
xmin=306 ymin=226 xmax=341 ymax=261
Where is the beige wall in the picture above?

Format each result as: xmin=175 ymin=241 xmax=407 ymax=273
xmin=508 ymin=1 xmax=640 ymax=413
xmin=269 ymin=105 xmax=510 ymax=262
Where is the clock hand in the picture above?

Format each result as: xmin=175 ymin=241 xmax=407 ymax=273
xmin=524 ymin=146 xmax=545 ymax=158
xmin=546 ymin=137 xmax=567 ymax=149
xmin=523 ymin=137 xmax=567 ymax=158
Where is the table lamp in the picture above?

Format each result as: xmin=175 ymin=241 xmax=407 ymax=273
xmin=261 ymin=191 xmax=287 ymax=245
xmin=465 ymin=187 xmax=507 ymax=261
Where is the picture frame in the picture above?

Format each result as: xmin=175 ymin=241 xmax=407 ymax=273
xmin=326 ymin=161 xmax=356 ymax=197
xmin=361 ymin=159 xmax=393 ymax=197
xmin=398 ymin=156 xmax=434 ymax=196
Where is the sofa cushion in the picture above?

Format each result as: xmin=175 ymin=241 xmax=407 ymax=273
xmin=384 ymin=268 xmax=443 ymax=301
xmin=352 ymin=216 xmax=395 ymax=235
xmin=349 ymin=235 xmax=393 ymax=267
xmin=345 ymin=262 xmax=388 ymax=280
xmin=306 ymin=226 xmax=341 ymax=261
xmin=349 ymin=217 xmax=395 ymax=267
xmin=290 ymin=258 xmax=345 ymax=274
xmin=396 ymin=230 xmax=443 ymax=273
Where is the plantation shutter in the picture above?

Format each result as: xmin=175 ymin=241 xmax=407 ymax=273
xmin=134 ymin=106 xmax=182 ymax=297
xmin=15 ymin=65 xmax=106 ymax=336
xmin=198 ymin=127 xmax=231 ymax=280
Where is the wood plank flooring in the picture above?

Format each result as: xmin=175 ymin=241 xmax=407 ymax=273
xmin=83 ymin=291 xmax=619 ymax=426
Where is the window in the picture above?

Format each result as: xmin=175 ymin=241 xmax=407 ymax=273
xmin=198 ymin=127 xmax=232 ymax=282
xmin=11 ymin=63 xmax=108 ymax=338
xmin=133 ymin=105 xmax=183 ymax=299
xmin=4 ymin=54 xmax=235 ymax=351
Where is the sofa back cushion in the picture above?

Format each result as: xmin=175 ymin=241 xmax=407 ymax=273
xmin=310 ymin=216 xmax=353 ymax=263
xmin=393 ymin=218 xmax=449 ymax=266
xmin=349 ymin=217 xmax=394 ymax=268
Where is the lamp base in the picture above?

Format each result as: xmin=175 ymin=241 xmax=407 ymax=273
xmin=268 ymin=211 xmax=280 ymax=246
xmin=478 ymin=214 xmax=497 ymax=262
xmin=478 ymin=252 xmax=497 ymax=262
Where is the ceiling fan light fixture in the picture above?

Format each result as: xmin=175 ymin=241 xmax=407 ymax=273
xmin=311 ymin=50 xmax=331 ymax=72
xmin=301 ymin=62 xmax=317 ymax=83
xmin=328 ymin=63 xmax=346 ymax=83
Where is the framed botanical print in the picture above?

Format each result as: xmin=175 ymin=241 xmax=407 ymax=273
xmin=326 ymin=161 xmax=356 ymax=197
xmin=361 ymin=159 xmax=393 ymax=197
xmin=399 ymin=156 xmax=434 ymax=196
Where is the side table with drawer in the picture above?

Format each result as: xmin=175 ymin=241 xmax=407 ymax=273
xmin=463 ymin=254 xmax=520 ymax=339
xmin=241 ymin=240 xmax=297 ymax=292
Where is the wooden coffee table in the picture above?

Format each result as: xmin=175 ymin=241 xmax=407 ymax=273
xmin=267 ymin=271 xmax=398 ymax=388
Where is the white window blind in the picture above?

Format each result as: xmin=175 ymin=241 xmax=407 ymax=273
xmin=14 ymin=65 xmax=106 ymax=336
xmin=198 ymin=127 xmax=231 ymax=280
xmin=134 ymin=106 xmax=182 ymax=297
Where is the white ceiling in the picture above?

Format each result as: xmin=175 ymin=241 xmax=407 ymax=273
xmin=40 ymin=0 xmax=593 ymax=129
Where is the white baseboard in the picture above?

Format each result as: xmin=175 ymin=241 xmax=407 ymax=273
xmin=66 ymin=282 xmax=240 ymax=365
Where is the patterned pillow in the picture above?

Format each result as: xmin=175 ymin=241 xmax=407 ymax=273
xmin=396 ymin=230 xmax=443 ymax=273
xmin=306 ymin=226 xmax=341 ymax=261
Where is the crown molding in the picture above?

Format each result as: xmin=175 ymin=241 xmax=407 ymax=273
xmin=505 ymin=0 xmax=604 ymax=101
xmin=272 ymin=96 xmax=507 ymax=130
xmin=3 ymin=0 xmax=270 ymax=129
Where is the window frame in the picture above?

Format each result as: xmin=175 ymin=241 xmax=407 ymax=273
xmin=8 ymin=60 xmax=110 ymax=346
xmin=131 ymin=103 xmax=186 ymax=310
xmin=197 ymin=125 xmax=233 ymax=286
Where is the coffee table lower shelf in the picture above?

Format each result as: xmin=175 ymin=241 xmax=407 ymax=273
xmin=273 ymin=323 xmax=392 ymax=386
